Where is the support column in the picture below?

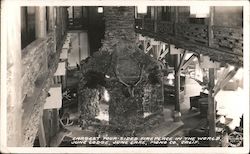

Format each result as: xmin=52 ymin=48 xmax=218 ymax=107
xmin=154 ymin=6 xmax=158 ymax=33
xmin=60 ymin=8 xmax=65 ymax=36
xmin=5 ymin=3 xmax=23 ymax=146
xmin=208 ymin=68 xmax=216 ymax=146
xmin=48 ymin=7 xmax=55 ymax=32
xmin=173 ymin=7 xmax=180 ymax=118
xmin=151 ymin=45 xmax=157 ymax=58
xmin=174 ymin=54 xmax=181 ymax=121
xmin=48 ymin=7 xmax=57 ymax=53
xmin=38 ymin=116 xmax=47 ymax=147
xmin=174 ymin=6 xmax=179 ymax=36
xmin=143 ymin=39 xmax=147 ymax=53
xmin=208 ymin=6 xmax=214 ymax=47
xmin=35 ymin=6 xmax=47 ymax=38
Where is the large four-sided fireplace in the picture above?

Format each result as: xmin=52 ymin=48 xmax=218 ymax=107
xmin=78 ymin=7 xmax=165 ymax=135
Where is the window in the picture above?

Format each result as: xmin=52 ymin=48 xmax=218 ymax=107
xmin=21 ymin=7 xmax=36 ymax=49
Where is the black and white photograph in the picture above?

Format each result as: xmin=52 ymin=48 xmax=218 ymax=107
xmin=0 ymin=0 xmax=249 ymax=153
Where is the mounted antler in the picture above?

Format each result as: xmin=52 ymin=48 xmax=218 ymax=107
xmin=59 ymin=112 xmax=74 ymax=127
xmin=114 ymin=65 xmax=144 ymax=97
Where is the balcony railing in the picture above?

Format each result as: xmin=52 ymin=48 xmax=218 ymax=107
xmin=212 ymin=26 xmax=243 ymax=55
xmin=176 ymin=23 xmax=208 ymax=45
xmin=135 ymin=18 xmax=243 ymax=65
xmin=157 ymin=21 xmax=174 ymax=36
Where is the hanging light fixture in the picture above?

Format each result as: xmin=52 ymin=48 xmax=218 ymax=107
xmin=190 ymin=5 xmax=210 ymax=18
xmin=137 ymin=5 xmax=147 ymax=14
xmin=98 ymin=6 xmax=103 ymax=13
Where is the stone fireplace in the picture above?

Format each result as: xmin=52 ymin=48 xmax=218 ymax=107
xmin=78 ymin=7 xmax=164 ymax=134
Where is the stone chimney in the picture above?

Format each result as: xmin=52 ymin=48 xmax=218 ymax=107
xmin=100 ymin=7 xmax=136 ymax=53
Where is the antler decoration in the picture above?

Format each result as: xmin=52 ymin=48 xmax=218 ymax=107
xmin=114 ymin=65 xmax=144 ymax=97
xmin=59 ymin=112 xmax=74 ymax=127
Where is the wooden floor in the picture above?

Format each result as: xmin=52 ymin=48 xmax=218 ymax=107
xmin=137 ymin=108 xmax=184 ymax=137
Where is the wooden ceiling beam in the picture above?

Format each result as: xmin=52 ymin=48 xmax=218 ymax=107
xmin=182 ymin=54 xmax=196 ymax=70
xmin=158 ymin=47 xmax=169 ymax=60
xmin=213 ymin=67 xmax=239 ymax=96
xmin=177 ymin=50 xmax=187 ymax=74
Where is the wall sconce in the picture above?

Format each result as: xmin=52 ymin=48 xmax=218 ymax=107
xmin=190 ymin=6 xmax=210 ymax=18
xmin=137 ymin=5 xmax=147 ymax=14
xmin=98 ymin=7 xmax=103 ymax=13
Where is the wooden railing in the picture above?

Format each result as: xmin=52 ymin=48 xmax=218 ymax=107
xmin=212 ymin=26 xmax=243 ymax=55
xmin=134 ymin=18 xmax=243 ymax=65
xmin=157 ymin=21 xmax=174 ymax=35
xmin=176 ymin=23 xmax=208 ymax=45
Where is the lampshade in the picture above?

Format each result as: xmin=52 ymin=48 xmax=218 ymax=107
xmin=137 ymin=5 xmax=147 ymax=14
xmin=190 ymin=6 xmax=210 ymax=18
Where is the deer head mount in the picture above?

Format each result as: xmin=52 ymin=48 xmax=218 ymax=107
xmin=114 ymin=65 xmax=144 ymax=97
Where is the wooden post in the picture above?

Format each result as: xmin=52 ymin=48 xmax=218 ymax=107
xmin=35 ymin=6 xmax=47 ymax=38
xmin=156 ymin=44 xmax=161 ymax=59
xmin=78 ymin=32 xmax=81 ymax=65
xmin=48 ymin=7 xmax=57 ymax=53
xmin=182 ymin=54 xmax=196 ymax=70
xmin=42 ymin=110 xmax=51 ymax=145
xmin=154 ymin=6 xmax=158 ymax=33
xmin=213 ymin=67 xmax=238 ymax=96
xmin=208 ymin=7 xmax=214 ymax=47
xmin=61 ymin=7 xmax=65 ymax=36
xmin=174 ymin=54 xmax=181 ymax=121
xmin=38 ymin=116 xmax=47 ymax=147
xmin=5 ymin=2 xmax=23 ymax=146
xmin=177 ymin=50 xmax=187 ymax=74
xmin=208 ymin=68 xmax=216 ymax=146
xmin=48 ymin=7 xmax=55 ymax=32
xmin=141 ymin=14 xmax=145 ymax=30
xmin=174 ymin=6 xmax=179 ymax=36
xmin=143 ymin=39 xmax=147 ymax=53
